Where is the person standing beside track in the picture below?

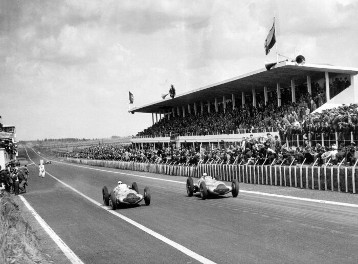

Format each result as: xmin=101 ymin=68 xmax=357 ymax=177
xmin=38 ymin=160 xmax=45 ymax=178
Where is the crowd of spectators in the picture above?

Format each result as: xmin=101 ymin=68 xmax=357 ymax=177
xmin=65 ymin=131 xmax=358 ymax=167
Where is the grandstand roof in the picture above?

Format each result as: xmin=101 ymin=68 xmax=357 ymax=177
xmin=130 ymin=61 xmax=358 ymax=114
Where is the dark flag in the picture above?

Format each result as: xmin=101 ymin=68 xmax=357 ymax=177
xmin=129 ymin=91 xmax=134 ymax=104
xmin=265 ymin=21 xmax=276 ymax=55
xmin=169 ymin=85 xmax=176 ymax=98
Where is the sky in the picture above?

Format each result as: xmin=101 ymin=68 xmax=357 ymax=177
xmin=1 ymin=0 xmax=358 ymax=140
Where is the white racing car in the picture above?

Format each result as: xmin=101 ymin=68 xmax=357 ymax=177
xmin=186 ymin=174 xmax=239 ymax=199
xmin=102 ymin=181 xmax=151 ymax=210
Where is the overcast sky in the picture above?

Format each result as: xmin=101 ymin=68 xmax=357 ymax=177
xmin=1 ymin=0 xmax=358 ymax=140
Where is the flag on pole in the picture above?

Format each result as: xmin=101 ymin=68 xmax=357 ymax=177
xmin=265 ymin=21 xmax=276 ymax=55
xmin=129 ymin=91 xmax=134 ymax=104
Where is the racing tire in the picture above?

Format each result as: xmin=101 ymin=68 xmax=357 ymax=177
xmin=200 ymin=181 xmax=208 ymax=200
xmin=102 ymin=186 xmax=110 ymax=206
xmin=14 ymin=181 xmax=19 ymax=195
xmin=232 ymin=179 xmax=239 ymax=197
xmin=109 ymin=191 xmax=117 ymax=210
xmin=132 ymin=182 xmax=139 ymax=193
xmin=186 ymin=177 xmax=194 ymax=197
xmin=144 ymin=187 xmax=151 ymax=206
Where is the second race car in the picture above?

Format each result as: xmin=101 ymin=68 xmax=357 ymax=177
xmin=186 ymin=173 xmax=239 ymax=199
xmin=102 ymin=181 xmax=151 ymax=210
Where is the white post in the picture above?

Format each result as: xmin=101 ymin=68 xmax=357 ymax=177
xmin=291 ymin=79 xmax=296 ymax=103
xmin=252 ymin=88 xmax=257 ymax=107
xmin=215 ymin=98 xmax=218 ymax=112
xmin=242 ymin=92 xmax=245 ymax=108
xmin=155 ymin=113 xmax=158 ymax=123
xmin=152 ymin=113 xmax=155 ymax=125
xmin=194 ymin=102 xmax=197 ymax=115
xmin=307 ymin=75 xmax=312 ymax=95
xmin=325 ymin=71 xmax=330 ymax=101
xmin=232 ymin=94 xmax=236 ymax=109
xmin=200 ymin=102 xmax=204 ymax=115
xmin=177 ymin=106 xmax=180 ymax=116
xmin=182 ymin=106 xmax=185 ymax=117
xmin=187 ymin=104 xmax=191 ymax=115
xmin=277 ymin=83 xmax=281 ymax=107
xmin=207 ymin=101 xmax=211 ymax=113
xmin=264 ymin=86 xmax=268 ymax=106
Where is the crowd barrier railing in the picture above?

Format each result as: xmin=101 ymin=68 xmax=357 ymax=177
xmin=66 ymin=158 xmax=357 ymax=194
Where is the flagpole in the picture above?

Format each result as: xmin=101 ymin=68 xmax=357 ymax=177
xmin=274 ymin=17 xmax=278 ymax=64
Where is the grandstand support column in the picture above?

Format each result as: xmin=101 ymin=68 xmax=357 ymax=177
xmin=232 ymin=94 xmax=235 ymax=109
xmin=200 ymin=102 xmax=204 ymax=115
xmin=194 ymin=102 xmax=197 ymax=115
xmin=264 ymin=86 xmax=268 ymax=105
xmin=215 ymin=98 xmax=218 ymax=112
xmin=252 ymin=88 xmax=257 ymax=107
xmin=172 ymin=107 xmax=175 ymax=117
xmin=277 ymin=83 xmax=281 ymax=107
xmin=351 ymin=74 xmax=357 ymax=102
xmin=182 ymin=106 xmax=186 ymax=117
xmin=177 ymin=106 xmax=180 ymax=116
xmin=325 ymin=71 xmax=330 ymax=101
xmin=291 ymin=79 xmax=296 ymax=103
xmin=242 ymin=92 xmax=245 ymax=108
xmin=307 ymin=76 xmax=312 ymax=95
xmin=188 ymin=104 xmax=191 ymax=115
xmin=207 ymin=101 xmax=211 ymax=113
xmin=223 ymin=96 xmax=226 ymax=113
xmin=152 ymin=113 xmax=155 ymax=125
xmin=156 ymin=113 xmax=158 ymax=123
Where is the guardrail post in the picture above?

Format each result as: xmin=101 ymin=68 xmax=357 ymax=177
xmin=345 ymin=167 xmax=348 ymax=193
xmin=289 ymin=159 xmax=295 ymax=187
xmin=312 ymin=159 xmax=318 ymax=190
xmin=300 ymin=158 xmax=306 ymax=189
xmin=337 ymin=158 xmax=345 ymax=192
xmin=279 ymin=159 xmax=285 ymax=186
xmin=324 ymin=158 xmax=331 ymax=191
xmin=261 ymin=159 xmax=267 ymax=185
xmin=352 ymin=159 xmax=358 ymax=194
xmin=253 ymin=160 xmax=258 ymax=184
xmin=331 ymin=166 xmax=334 ymax=191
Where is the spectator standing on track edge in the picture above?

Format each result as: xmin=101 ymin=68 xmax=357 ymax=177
xmin=39 ymin=160 xmax=45 ymax=178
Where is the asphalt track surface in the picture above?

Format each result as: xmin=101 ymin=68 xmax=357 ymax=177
xmin=20 ymin=147 xmax=358 ymax=264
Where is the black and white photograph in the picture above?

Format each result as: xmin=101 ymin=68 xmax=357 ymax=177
xmin=0 ymin=0 xmax=358 ymax=263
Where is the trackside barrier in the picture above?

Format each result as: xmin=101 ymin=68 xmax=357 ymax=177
xmin=66 ymin=158 xmax=358 ymax=194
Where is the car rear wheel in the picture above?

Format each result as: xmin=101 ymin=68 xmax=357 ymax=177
xmin=102 ymin=186 xmax=109 ymax=206
xmin=144 ymin=187 xmax=151 ymax=206
xmin=200 ymin=181 xmax=208 ymax=200
xmin=186 ymin=177 xmax=194 ymax=197
xmin=109 ymin=191 xmax=117 ymax=210
xmin=132 ymin=182 xmax=139 ymax=193
xmin=232 ymin=179 xmax=239 ymax=197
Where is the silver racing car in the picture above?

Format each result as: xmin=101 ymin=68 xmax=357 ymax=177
xmin=102 ymin=181 xmax=151 ymax=209
xmin=186 ymin=174 xmax=239 ymax=199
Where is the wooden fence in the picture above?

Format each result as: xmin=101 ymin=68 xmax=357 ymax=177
xmin=66 ymin=158 xmax=357 ymax=194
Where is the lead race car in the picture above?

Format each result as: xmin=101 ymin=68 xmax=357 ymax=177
xmin=186 ymin=173 xmax=239 ymax=199
xmin=102 ymin=181 xmax=151 ymax=210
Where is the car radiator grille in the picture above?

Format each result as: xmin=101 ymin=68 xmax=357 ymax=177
xmin=123 ymin=193 xmax=141 ymax=204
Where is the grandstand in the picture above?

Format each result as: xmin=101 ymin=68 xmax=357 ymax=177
xmin=130 ymin=60 xmax=358 ymax=149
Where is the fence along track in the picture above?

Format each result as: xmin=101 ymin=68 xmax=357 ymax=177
xmin=66 ymin=158 xmax=357 ymax=194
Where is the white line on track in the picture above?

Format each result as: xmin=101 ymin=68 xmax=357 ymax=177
xmin=19 ymin=195 xmax=84 ymax=264
xmin=36 ymin=150 xmax=358 ymax=209
xmin=25 ymin=147 xmax=217 ymax=264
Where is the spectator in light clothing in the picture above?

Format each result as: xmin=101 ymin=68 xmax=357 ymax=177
xmin=39 ymin=160 xmax=45 ymax=178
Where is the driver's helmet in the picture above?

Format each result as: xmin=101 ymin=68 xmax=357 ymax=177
xmin=117 ymin=181 xmax=123 ymax=185
xmin=203 ymin=173 xmax=208 ymax=177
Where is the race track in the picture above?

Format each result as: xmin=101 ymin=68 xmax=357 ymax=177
xmin=20 ymin=147 xmax=358 ymax=264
